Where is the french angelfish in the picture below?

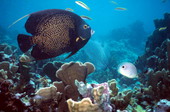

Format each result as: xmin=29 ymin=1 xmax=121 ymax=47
xmin=17 ymin=9 xmax=94 ymax=60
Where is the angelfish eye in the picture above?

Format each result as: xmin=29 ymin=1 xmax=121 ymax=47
xmin=122 ymin=65 xmax=125 ymax=68
xmin=83 ymin=25 xmax=89 ymax=29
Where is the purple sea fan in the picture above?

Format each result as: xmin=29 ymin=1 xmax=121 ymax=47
xmin=92 ymin=82 xmax=111 ymax=99
xmin=83 ymin=40 xmax=110 ymax=70
xmin=75 ymin=80 xmax=113 ymax=112
xmin=75 ymin=80 xmax=93 ymax=98
xmin=92 ymin=82 xmax=112 ymax=112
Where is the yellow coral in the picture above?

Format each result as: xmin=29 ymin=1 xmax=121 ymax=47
xmin=67 ymin=98 xmax=103 ymax=112
xmin=92 ymin=86 xmax=104 ymax=104
xmin=35 ymin=86 xmax=61 ymax=105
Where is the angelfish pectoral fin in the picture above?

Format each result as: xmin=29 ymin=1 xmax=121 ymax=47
xmin=76 ymin=36 xmax=86 ymax=42
xmin=80 ymin=36 xmax=86 ymax=40
xmin=64 ymin=50 xmax=78 ymax=59
xmin=76 ymin=37 xmax=80 ymax=42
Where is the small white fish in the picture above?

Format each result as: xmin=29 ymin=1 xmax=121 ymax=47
xmin=118 ymin=62 xmax=138 ymax=78
xmin=115 ymin=7 xmax=127 ymax=11
xmin=80 ymin=15 xmax=92 ymax=20
xmin=111 ymin=1 xmax=118 ymax=5
xmin=75 ymin=1 xmax=90 ymax=11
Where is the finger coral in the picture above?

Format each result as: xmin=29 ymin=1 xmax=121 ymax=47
xmin=33 ymin=86 xmax=62 ymax=111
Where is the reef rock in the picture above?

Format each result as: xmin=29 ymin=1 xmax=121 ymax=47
xmin=135 ymin=13 xmax=170 ymax=101
xmin=42 ymin=61 xmax=63 ymax=81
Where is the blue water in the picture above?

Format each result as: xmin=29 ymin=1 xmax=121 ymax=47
xmin=1 ymin=0 xmax=170 ymax=36
xmin=0 ymin=0 xmax=170 ymax=69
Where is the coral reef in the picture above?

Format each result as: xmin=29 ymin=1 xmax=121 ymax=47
xmin=0 ymin=43 xmax=57 ymax=111
xmin=0 ymin=79 xmax=27 ymax=112
xmin=33 ymin=86 xmax=62 ymax=111
xmin=108 ymin=79 xmax=119 ymax=97
xmin=42 ymin=61 xmax=63 ymax=81
xmin=67 ymin=98 xmax=102 ymax=112
xmin=75 ymin=80 xmax=113 ymax=112
xmin=0 ymin=61 xmax=18 ymax=80
xmin=0 ymin=51 xmax=99 ymax=112
xmin=0 ymin=43 xmax=18 ymax=63
xmin=75 ymin=79 xmax=133 ymax=111
xmin=154 ymin=99 xmax=170 ymax=112
xmin=133 ymin=13 xmax=170 ymax=111
xmin=53 ymin=62 xmax=95 ymax=112
xmin=130 ymin=85 xmax=154 ymax=111
xmin=108 ymin=79 xmax=132 ymax=110
xmin=135 ymin=13 xmax=170 ymax=98
xmin=1 ymin=13 xmax=170 ymax=112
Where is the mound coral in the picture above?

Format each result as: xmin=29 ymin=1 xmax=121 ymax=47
xmin=53 ymin=62 xmax=95 ymax=112
xmin=33 ymin=86 xmax=62 ymax=111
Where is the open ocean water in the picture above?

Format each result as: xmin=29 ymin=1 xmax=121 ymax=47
xmin=0 ymin=0 xmax=170 ymax=112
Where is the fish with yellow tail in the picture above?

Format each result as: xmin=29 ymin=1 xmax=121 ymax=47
xmin=115 ymin=7 xmax=127 ymax=11
xmin=75 ymin=1 xmax=90 ymax=11
xmin=118 ymin=62 xmax=138 ymax=78
xmin=10 ymin=9 xmax=94 ymax=61
xmin=159 ymin=26 xmax=167 ymax=31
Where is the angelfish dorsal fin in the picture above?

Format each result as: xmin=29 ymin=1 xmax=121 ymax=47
xmin=76 ymin=36 xmax=86 ymax=42
xmin=8 ymin=14 xmax=30 ymax=28
xmin=79 ymin=36 xmax=86 ymax=40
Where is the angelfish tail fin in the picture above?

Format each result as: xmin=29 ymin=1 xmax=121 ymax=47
xmin=17 ymin=34 xmax=33 ymax=53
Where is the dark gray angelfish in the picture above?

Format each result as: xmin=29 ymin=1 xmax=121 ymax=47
xmin=16 ymin=9 xmax=94 ymax=60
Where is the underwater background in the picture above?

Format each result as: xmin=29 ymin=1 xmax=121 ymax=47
xmin=1 ymin=0 xmax=170 ymax=112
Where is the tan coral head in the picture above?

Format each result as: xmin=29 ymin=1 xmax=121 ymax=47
xmin=67 ymin=98 xmax=102 ymax=112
